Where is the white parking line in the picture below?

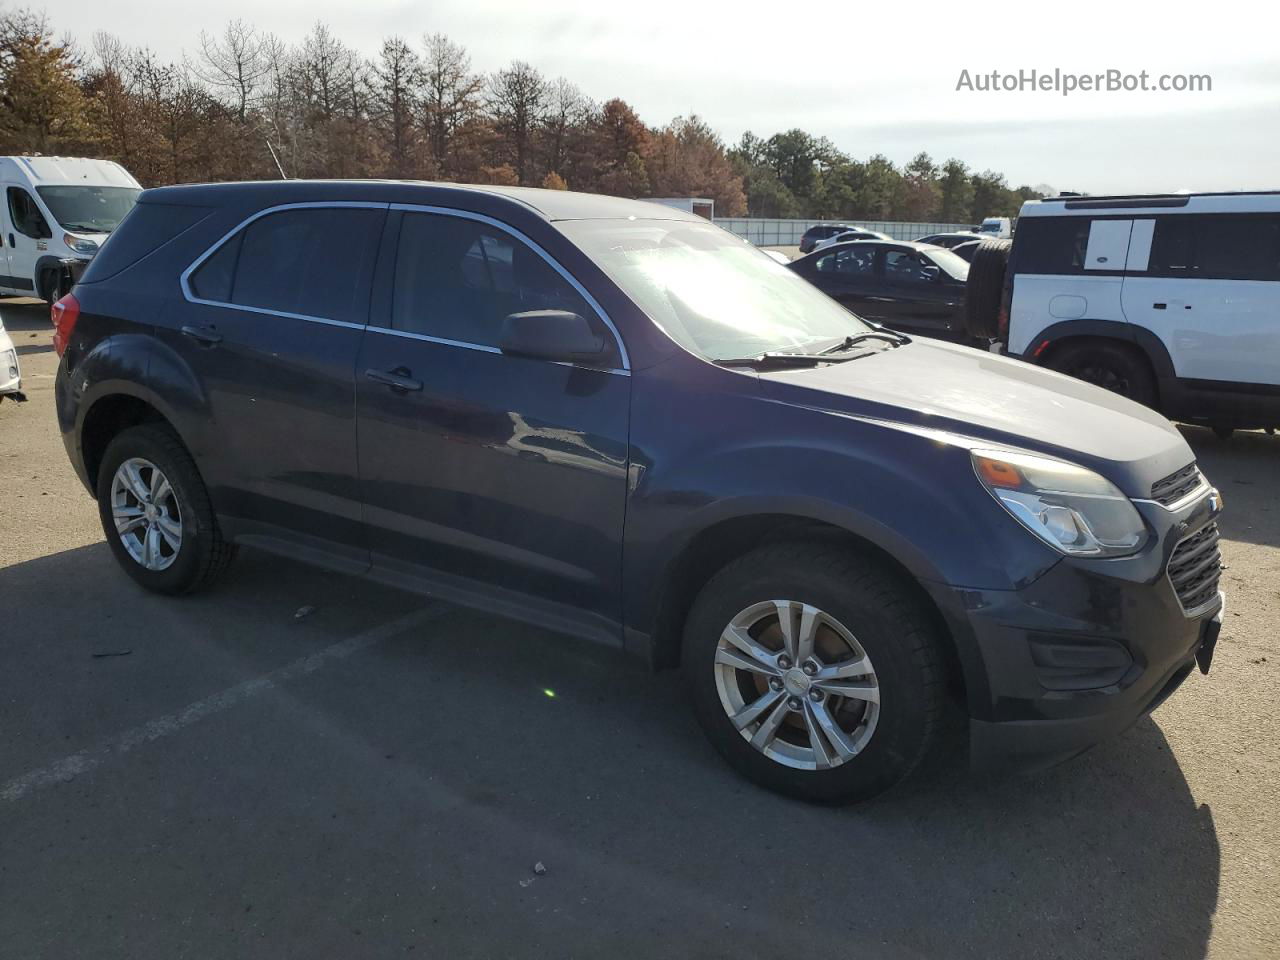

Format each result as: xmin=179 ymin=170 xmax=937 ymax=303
xmin=1 ymin=605 xmax=445 ymax=803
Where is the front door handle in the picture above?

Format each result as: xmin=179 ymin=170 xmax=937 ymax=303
xmin=365 ymin=367 xmax=423 ymax=392
xmin=181 ymin=324 xmax=223 ymax=345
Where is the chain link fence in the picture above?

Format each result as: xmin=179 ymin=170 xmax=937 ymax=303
xmin=714 ymin=218 xmax=977 ymax=245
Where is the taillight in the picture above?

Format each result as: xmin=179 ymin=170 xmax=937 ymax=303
xmin=51 ymin=293 xmax=80 ymax=357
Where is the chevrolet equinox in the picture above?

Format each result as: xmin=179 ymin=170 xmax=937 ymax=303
xmin=53 ymin=181 xmax=1225 ymax=803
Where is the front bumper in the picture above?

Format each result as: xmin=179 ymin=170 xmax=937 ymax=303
xmin=925 ymin=488 xmax=1224 ymax=775
xmin=1 ymin=330 xmax=21 ymax=397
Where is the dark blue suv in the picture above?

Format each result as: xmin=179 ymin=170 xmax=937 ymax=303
xmin=53 ymin=181 xmax=1225 ymax=803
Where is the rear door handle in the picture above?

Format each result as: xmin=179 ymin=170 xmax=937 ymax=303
xmin=181 ymin=324 xmax=222 ymax=345
xmin=365 ymin=368 xmax=423 ymax=392
xmin=1153 ymin=303 xmax=1167 ymax=310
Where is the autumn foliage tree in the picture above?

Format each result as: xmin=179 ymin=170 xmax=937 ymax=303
xmin=0 ymin=7 xmax=1041 ymax=220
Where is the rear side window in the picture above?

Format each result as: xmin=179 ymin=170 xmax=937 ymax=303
xmin=79 ymin=202 xmax=213 ymax=284
xmin=189 ymin=206 xmax=385 ymax=324
xmin=1012 ymin=217 xmax=1091 ymax=274
xmin=1150 ymin=214 xmax=1280 ymax=281
xmin=390 ymin=212 xmax=596 ymax=349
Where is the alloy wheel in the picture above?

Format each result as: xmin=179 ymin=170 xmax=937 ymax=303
xmin=110 ymin=457 xmax=183 ymax=571
xmin=713 ymin=600 xmax=880 ymax=770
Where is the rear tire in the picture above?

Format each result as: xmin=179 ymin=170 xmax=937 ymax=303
xmin=683 ymin=543 xmax=945 ymax=804
xmin=96 ymin=424 xmax=236 ymax=594
xmin=1046 ymin=339 xmax=1158 ymax=408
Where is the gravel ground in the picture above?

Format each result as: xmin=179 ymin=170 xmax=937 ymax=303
xmin=2 ymin=298 xmax=1277 ymax=959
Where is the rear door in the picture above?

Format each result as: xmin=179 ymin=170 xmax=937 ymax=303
xmin=1122 ymin=213 xmax=1280 ymax=385
xmin=1007 ymin=216 xmax=1130 ymax=354
xmin=170 ymin=202 xmax=387 ymax=566
xmin=354 ymin=207 xmax=630 ymax=640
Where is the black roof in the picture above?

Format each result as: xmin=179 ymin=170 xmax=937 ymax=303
xmin=1039 ymin=190 xmax=1280 ymax=211
xmin=139 ymin=179 xmax=704 ymax=222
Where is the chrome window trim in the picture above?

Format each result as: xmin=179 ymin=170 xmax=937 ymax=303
xmin=389 ymin=202 xmax=630 ymax=372
xmin=179 ymin=199 xmax=631 ymax=376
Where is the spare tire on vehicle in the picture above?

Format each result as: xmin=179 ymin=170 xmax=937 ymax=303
xmin=964 ymin=239 xmax=1012 ymax=340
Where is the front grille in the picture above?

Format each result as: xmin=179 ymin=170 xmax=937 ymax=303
xmin=1167 ymin=521 xmax=1223 ymax=614
xmin=1151 ymin=462 xmax=1203 ymax=506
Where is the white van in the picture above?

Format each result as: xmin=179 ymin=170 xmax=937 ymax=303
xmin=979 ymin=191 xmax=1280 ymax=436
xmin=0 ymin=156 xmax=141 ymax=302
xmin=976 ymin=216 xmax=1012 ymax=239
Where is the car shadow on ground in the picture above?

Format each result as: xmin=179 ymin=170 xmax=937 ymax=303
xmin=2 ymin=542 xmax=1220 ymax=959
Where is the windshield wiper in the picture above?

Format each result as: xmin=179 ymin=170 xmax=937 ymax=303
xmin=712 ymin=351 xmax=866 ymax=369
xmin=819 ymin=330 xmax=910 ymax=354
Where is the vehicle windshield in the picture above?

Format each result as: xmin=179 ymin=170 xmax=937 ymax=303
xmin=927 ymin=248 xmax=971 ymax=280
xmin=35 ymin=186 xmax=141 ymax=233
xmin=559 ymin=219 xmax=872 ymax=361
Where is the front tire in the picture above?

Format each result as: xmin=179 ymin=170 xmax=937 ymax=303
xmin=96 ymin=424 xmax=236 ymax=594
xmin=683 ymin=543 xmax=945 ymax=804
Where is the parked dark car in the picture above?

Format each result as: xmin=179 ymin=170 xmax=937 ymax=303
xmin=915 ymin=231 xmax=982 ymax=249
xmin=798 ymin=223 xmax=855 ymax=253
xmin=53 ymin=181 xmax=1224 ymax=804
xmin=788 ymin=239 xmax=973 ymax=341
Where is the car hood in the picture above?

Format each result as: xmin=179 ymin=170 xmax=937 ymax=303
xmin=760 ymin=338 xmax=1194 ymax=497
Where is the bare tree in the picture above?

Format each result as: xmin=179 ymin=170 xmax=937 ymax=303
xmin=374 ymin=36 xmax=422 ymax=177
xmin=421 ymin=33 xmax=481 ymax=177
xmin=542 ymin=77 xmax=585 ymax=182
xmin=192 ymin=19 xmax=272 ymax=123
xmin=488 ymin=60 xmax=546 ymax=185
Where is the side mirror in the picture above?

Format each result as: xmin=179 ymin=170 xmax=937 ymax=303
xmin=499 ymin=310 xmax=607 ymax=364
xmin=921 ymin=265 xmax=941 ymax=282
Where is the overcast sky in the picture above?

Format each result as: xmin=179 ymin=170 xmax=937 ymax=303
xmin=50 ymin=0 xmax=1280 ymax=194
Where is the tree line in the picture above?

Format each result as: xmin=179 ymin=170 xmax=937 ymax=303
xmin=0 ymin=8 xmax=1045 ymax=222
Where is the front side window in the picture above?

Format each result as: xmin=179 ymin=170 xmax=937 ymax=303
xmin=391 ymin=212 xmax=599 ymax=351
xmin=816 ymin=246 xmax=875 ymax=277
xmin=188 ymin=206 xmax=385 ymax=324
xmin=36 ymin=186 xmax=140 ymax=233
xmin=7 ymin=188 xmax=50 ymax=239
xmin=883 ymin=250 xmax=937 ymax=286
xmin=559 ymin=218 xmax=872 ymax=361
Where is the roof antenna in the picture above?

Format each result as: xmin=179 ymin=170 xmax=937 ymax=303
xmin=263 ymin=136 xmax=288 ymax=180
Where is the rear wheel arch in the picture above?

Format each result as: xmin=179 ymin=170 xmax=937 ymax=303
xmin=81 ymin=392 xmax=179 ymax=494
xmin=647 ymin=513 xmax=965 ymax=702
xmin=1038 ymin=332 xmax=1161 ymax=407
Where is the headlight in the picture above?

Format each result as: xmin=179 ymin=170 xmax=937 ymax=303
xmin=64 ymin=233 xmax=100 ymax=256
xmin=972 ymin=449 xmax=1148 ymax=557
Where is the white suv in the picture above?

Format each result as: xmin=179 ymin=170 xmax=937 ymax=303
xmin=972 ymin=192 xmax=1280 ymax=438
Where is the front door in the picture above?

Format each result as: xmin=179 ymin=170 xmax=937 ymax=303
xmin=354 ymin=208 xmax=631 ymax=642
xmin=2 ymin=185 xmax=48 ymax=295
xmin=165 ymin=203 xmax=388 ymax=566
xmin=1122 ymin=212 xmax=1280 ymax=386
xmin=877 ymin=248 xmax=966 ymax=339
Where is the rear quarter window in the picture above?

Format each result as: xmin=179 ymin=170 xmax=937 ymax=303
xmin=78 ymin=202 xmax=214 ymax=284
xmin=1011 ymin=217 xmax=1091 ymax=275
